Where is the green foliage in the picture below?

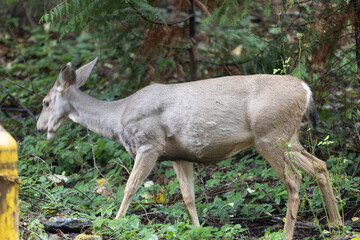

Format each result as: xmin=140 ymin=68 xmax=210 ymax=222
xmin=273 ymin=57 xmax=291 ymax=75
xmin=260 ymin=230 xmax=286 ymax=240
xmin=92 ymin=216 xmax=247 ymax=239
xmin=207 ymin=0 xmax=249 ymax=25
xmin=40 ymin=0 xmax=165 ymax=33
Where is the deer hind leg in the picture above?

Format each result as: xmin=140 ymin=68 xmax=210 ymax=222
xmin=256 ymin=139 xmax=302 ymax=240
xmin=115 ymin=149 xmax=159 ymax=219
xmin=172 ymin=160 xmax=200 ymax=227
xmin=291 ymin=141 xmax=342 ymax=227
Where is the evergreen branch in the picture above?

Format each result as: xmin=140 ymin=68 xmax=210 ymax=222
xmin=39 ymin=0 xmax=69 ymax=23
xmin=128 ymin=1 xmax=194 ymax=26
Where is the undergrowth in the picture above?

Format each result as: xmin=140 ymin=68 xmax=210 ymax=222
xmin=0 ymin=3 xmax=359 ymax=240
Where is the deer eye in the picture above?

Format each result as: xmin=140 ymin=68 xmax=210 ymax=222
xmin=43 ymin=101 xmax=49 ymax=107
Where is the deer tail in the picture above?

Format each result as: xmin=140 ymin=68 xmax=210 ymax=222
xmin=302 ymin=82 xmax=319 ymax=129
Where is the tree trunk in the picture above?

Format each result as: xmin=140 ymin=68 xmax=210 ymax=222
xmin=188 ymin=0 xmax=197 ymax=82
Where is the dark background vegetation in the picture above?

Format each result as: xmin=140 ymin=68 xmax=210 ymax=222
xmin=0 ymin=0 xmax=359 ymax=239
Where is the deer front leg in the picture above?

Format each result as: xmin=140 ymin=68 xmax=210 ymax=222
xmin=115 ymin=149 xmax=159 ymax=219
xmin=172 ymin=161 xmax=200 ymax=227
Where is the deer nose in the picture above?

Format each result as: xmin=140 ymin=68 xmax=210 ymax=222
xmin=36 ymin=127 xmax=44 ymax=133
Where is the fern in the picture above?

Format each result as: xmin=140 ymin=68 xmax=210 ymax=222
xmin=40 ymin=0 xmax=71 ymax=24
xmin=203 ymin=0 xmax=249 ymax=26
xmin=130 ymin=0 xmax=167 ymax=25
xmin=40 ymin=0 xmax=165 ymax=36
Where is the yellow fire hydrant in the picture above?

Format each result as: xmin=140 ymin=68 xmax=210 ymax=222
xmin=0 ymin=125 xmax=20 ymax=240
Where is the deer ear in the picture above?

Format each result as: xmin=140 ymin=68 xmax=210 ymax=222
xmin=75 ymin=58 xmax=97 ymax=87
xmin=57 ymin=62 xmax=76 ymax=90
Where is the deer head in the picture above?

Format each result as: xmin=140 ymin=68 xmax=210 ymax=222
xmin=36 ymin=58 xmax=97 ymax=139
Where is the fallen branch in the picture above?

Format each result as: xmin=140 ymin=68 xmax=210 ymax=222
xmin=270 ymin=216 xmax=318 ymax=229
xmin=0 ymin=82 xmax=37 ymax=122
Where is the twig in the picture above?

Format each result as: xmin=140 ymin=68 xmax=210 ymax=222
xmin=55 ymin=229 xmax=70 ymax=240
xmin=29 ymin=153 xmax=52 ymax=172
xmin=25 ymin=153 xmax=94 ymax=202
xmin=7 ymin=25 xmax=36 ymax=94
xmin=116 ymin=157 xmax=131 ymax=175
xmin=351 ymin=120 xmax=360 ymax=178
xmin=198 ymin=46 xmax=267 ymax=67
xmin=0 ymin=107 xmax=27 ymax=112
xmin=20 ymin=193 xmax=92 ymax=214
xmin=0 ymin=82 xmax=37 ymax=122
xmin=87 ymin=129 xmax=106 ymax=180
xmin=19 ymin=193 xmax=52 ymax=203
xmin=128 ymin=2 xmax=194 ymax=26
xmin=223 ymin=64 xmax=233 ymax=76
xmin=136 ymin=211 xmax=163 ymax=218
xmin=261 ymin=188 xmax=283 ymax=213
xmin=195 ymin=0 xmax=211 ymax=16
xmin=19 ymin=225 xmax=48 ymax=240
xmin=24 ymin=1 xmax=36 ymax=28
xmin=270 ymin=216 xmax=318 ymax=229
xmin=204 ymin=185 xmax=233 ymax=196
xmin=5 ymin=78 xmax=44 ymax=99
xmin=132 ymin=200 xmax=179 ymax=205
xmin=136 ymin=201 xmax=151 ymax=223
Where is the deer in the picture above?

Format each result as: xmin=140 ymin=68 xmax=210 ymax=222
xmin=36 ymin=58 xmax=342 ymax=239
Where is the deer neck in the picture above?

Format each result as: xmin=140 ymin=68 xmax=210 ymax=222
xmin=67 ymin=87 xmax=126 ymax=141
